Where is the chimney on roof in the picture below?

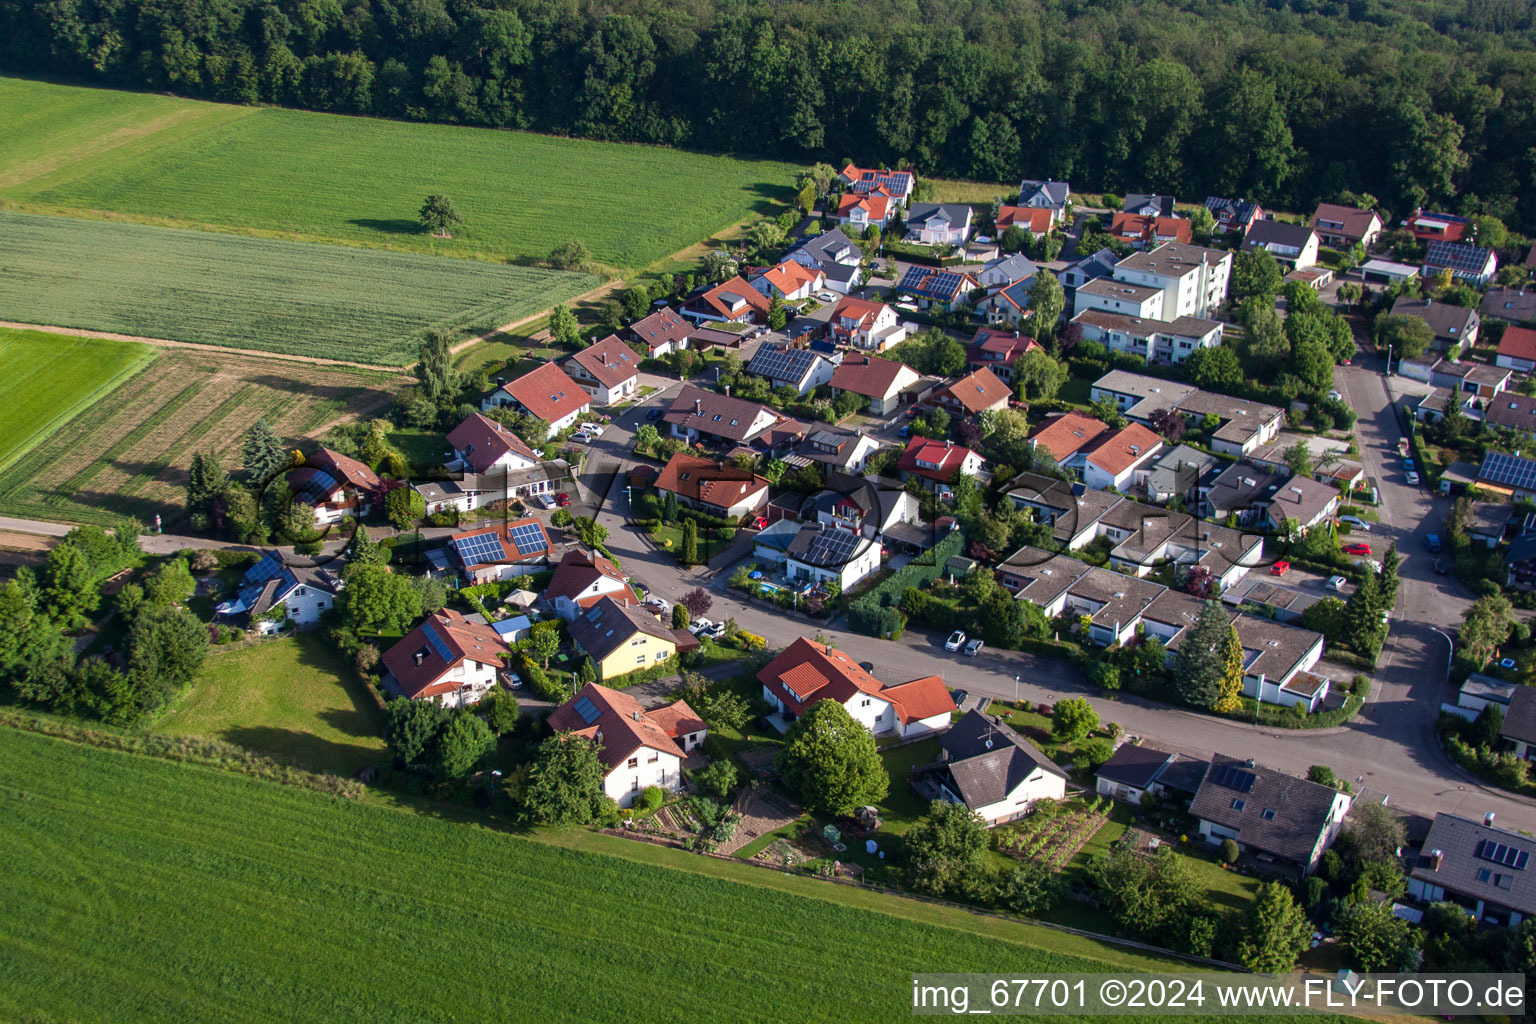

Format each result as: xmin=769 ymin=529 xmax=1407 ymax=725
xmin=695 ymin=398 xmax=703 ymax=414
xmin=945 ymin=440 xmax=952 ymax=449
xmin=633 ymin=711 xmax=641 ymax=721
xmin=595 ymin=729 xmax=603 ymax=744
xmin=1485 ymin=811 xmax=1496 ymax=827
xmin=1245 ymin=758 xmax=1256 ymax=769
xmin=724 ymin=385 xmax=730 ymax=397
xmin=414 ymin=651 xmax=424 ymax=666
xmin=1428 ymin=849 xmax=1444 ymax=871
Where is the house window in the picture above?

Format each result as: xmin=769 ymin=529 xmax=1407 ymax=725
xmin=861 ymin=698 xmax=871 ymax=707
xmin=647 ymin=753 xmax=659 ymax=764
xmin=636 ymin=655 xmax=646 ymax=664
xmin=1261 ymin=808 xmax=1276 ymax=820
xmin=1231 ymin=798 xmax=1245 ymax=811
xmin=627 ymin=757 xmax=638 ymax=769
xmin=632 ymin=777 xmax=640 ymax=792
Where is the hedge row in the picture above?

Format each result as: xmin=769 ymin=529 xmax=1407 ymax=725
xmin=847 ymin=528 xmax=965 ymax=637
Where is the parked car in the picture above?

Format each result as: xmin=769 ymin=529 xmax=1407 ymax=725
xmin=1326 ymin=575 xmax=1348 ymax=591
xmin=815 ymin=290 xmax=837 ymax=303
xmin=1406 ymin=470 xmax=1420 ymax=485
xmin=1328 ymin=389 xmax=1342 ymax=401
xmin=1426 ymin=533 xmax=1443 ymax=552
xmin=503 ymin=672 xmax=523 ymax=690
xmin=750 ymin=516 xmax=768 ymax=530
xmin=555 ymin=492 xmax=571 ymax=508
xmin=1338 ymin=515 xmax=1372 ymax=531
xmin=688 ymin=618 xmax=715 ymax=636
xmin=1403 ymin=458 xmax=1416 ymax=472
xmin=535 ymin=493 xmax=557 ymax=510
xmin=950 ymin=689 xmax=968 ymax=707
xmin=898 ymin=425 xmax=911 ymax=438
xmin=944 ymin=630 xmax=966 ymax=652
xmin=1433 ymin=558 xmax=1447 ymax=575
xmin=643 ymin=597 xmax=669 ymax=614
xmin=1342 ymin=543 xmax=1371 ymax=556
xmin=1354 ymin=558 xmax=1382 ymax=573
xmin=1270 ymin=560 xmax=1290 ymax=576
xmin=964 ymin=638 xmax=985 ymax=657
xmin=704 ymin=622 xmax=726 ymax=639
xmin=645 ymin=407 xmax=663 ymax=421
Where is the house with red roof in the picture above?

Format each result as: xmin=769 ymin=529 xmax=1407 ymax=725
xmin=1496 ymin=325 xmax=1536 ymax=373
xmin=481 ymin=362 xmax=591 ymax=439
xmin=966 ymin=328 xmax=1042 ymax=385
xmin=288 ymin=447 xmax=386 ymax=524
xmin=1027 ymin=411 xmax=1112 ymax=467
xmin=758 ymin=637 xmax=955 ymax=738
xmin=750 ymin=259 xmax=824 ymax=302
xmin=996 ymin=206 xmax=1054 ymax=236
xmin=1110 ymin=212 xmax=1192 ymax=249
xmin=835 ymin=190 xmax=893 ymax=231
xmin=829 ymin=354 xmax=920 ymax=416
xmin=1403 ymin=209 xmax=1469 ymax=244
xmin=682 ymin=275 xmax=773 ymax=325
xmin=382 ymin=609 xmax=511 ymax=708
xmin=827 ymin=296 xmax=907 ymax=352
xmin=626 ymin=306 xmax=693 ymax=357
xmin=839 ymin=164 xmax=916 ymax=205
xmin=547 ymin=682 xmax=705 ymax=807
xmin=930 ymin=367 xmax=1012 ymax=419
xmin=1082 ymin=423 xmax=1164 ymax=491
xmin=448 ymin=516 xmax=553 ymax=584
xmin=543 ymin=549 xmax=635 ymax=621
xmin=897 ymin=436 xmax=983 ymax=496
xmin=564 ymin=334 xmax=640 ymax=405
xmin=654 ymin=452 xmax=770 ymax=518
xmin=446 ymin=412 xmax=540 ymax=475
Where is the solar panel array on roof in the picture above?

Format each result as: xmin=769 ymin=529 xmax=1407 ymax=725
xmin=1426 ymin=240 xmax=1494 ymax=275
xmin=421 ymin=622 xmax=454 ymax=663
xmin=800 ymin=526 xmax=862 ymax=567
xmin=897 ymin=265 xmax=930 ymax=291
xmin=1477 ymin=839 xmax=1530 ymax=870
xmin=747 ymin=345 xmax=817 ymax=383
xmin=573 ymin=695 xmax=601 ymax=725
xmin=508 ymin=522 xmax=547 ymax=556
xmin=1209 ymin=763 xmax=1256 ymax=792
xmin=245 ymin=553 xmax=285 ymax=585
xmin=453 ymin=532 xmax=506 ymax=565
xmin=1479 ymin=452 xmax=1536 ymax=490
xmin=292 ymin=468 xmax=339 ymax=500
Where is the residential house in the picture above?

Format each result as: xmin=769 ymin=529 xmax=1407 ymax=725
xmin=1482 ymin=290 xmax=1536 ymax=328
xmin=546 ymin=682 xmax=705 ymax=808
xmin=896 ymin=436 xmax=983 ymax=496
xmin=662 ymin=386 xmax=796 ymax=450
xmin=994 ymin=206 xmax=1054 ymax=236
xmin=1070 ymin=309 xmax=1223 ymax=364
xmin=1263 ymin=475 xmax=1341 ymax=535
xmin=1074 ymin=276 xmax=1165 ymax=320
xmin=978 ymin=253 xmax=1037 ymax=288
xmin=1202 ymin=460 xmax=1290 ymax=522
xmin=1455 ymin=673 xmax=1517 ymax=716
xmin=1173 ymin=390 xmax=1284 ymax=458
xmin=626 ymin=306 xmax=693 ymax=358
xmin=1189 ymin=754 xmax=1352 ymax=876
xmin=793 ymin=427 xmax=882 ymax=475
xmin=1497 ymin=325 xmax=1536 ymax=372
xmin=654 ymin=452 xmax=769 ymax=519
xmin=1109 ymin=212 xmax=1191 ymax=249
xmin=813 ymin=472 xmax=923 ymax=540
xmin=1123 ymin=193 xmax=1177 ymax=218
xmin=1059 ymin=248 xmax=1120 ymax=307
xmin=1015 ymin=179 xmax=1070 ymax=224
xmin=381 ymin=609 xmax=510 ymax=708
xmin=1423 ymin=240 xmax=1498 ymax=287
xmin=1392 ymin=297 xmax=1480 ymax=354
xmin=481 ymin=362 xmax=591 ymax=439
xmin=750 ymin=259 xmax=825 ymax=303
xmin=448 ymin=516 xmax=553 ymax=583
xmin=1027 ymin=411 xmax=1112 ymax=468
xmin=1432 ymin=358 xmax=1510 ymax=401
xmin=1044 ymin=561 xmax=1165 ymax=646
xmin=897 ymin=266 xmax=980 ymax=311
xmin=966 ymin=328 xmax=1042 ymax=385
xmin=1109 ymin=243 xmax=1232 ymax=320
xmin=905 ymin=203 xmax=973 ymax=246
xmin=288 ymin=448 xmax=385 ymax=524
xmin=447 ymin=412 xmax=539 ymax=475
xmin=785 ymin=229 xmax=864 ymax=295
xmin=829 ymin=354 xmax=919 ymax=416
xmin=1404 ymin=209 xmax=1469 ymax=243
xmin=568 ymin=595 xmax=681 ymax=683
xmin=835 ymin=190 xmax=893 ymax=231
xmin=1160 ymin=602 xmax=1327 ymax=707
xmin=758 ymin=637 xmax=955 ymax=738
xmin=1096 ymin=744 xmax=1207 ymax=804
xmin=924 ymin=710 xmax=1069 ymax=825
xmin=543 ymin=549 xmax=634 ymax=621
xmin=1487 ymin=392 xmax=1536 ymax=434
xmin=564 ymin=335 xmax=640 ymax=406
xmin=1409 ymin=813 xmax=1535 ymax=926
xmin=1086 ymin=370 xmax=1196 ymax=419
xmin=1464 ymin=503 xmax=1512 ymax=549
xmin=1479 ymin=451 xmax=1536 ymax=501
xmin=1358 ymin=258 xmax=1421 ymax=286
xmin=1506 ymin=532 xmax=1536 ymax=588
xmin=414 ymin=462 xmax=567 ymax=516
xmin=1241 ymin=220 xmax=1320 ymax=269
xmin=826 ymin=297 xmax=907 ymax=352
xmin=930 ymin=367 xmax=1011 ymax=420
xmin=1092 ymin=508 xmax=1261 ymax=586
xmin=745 ymin=343 xmax=840 ymax=397
xmin=839 ymin=165 xmax=915 ymax=205
xmin=1143 ymin=445 xmax=1222 ymax=506
xmin=1204 ymin=197 xmax=1263 ymax=234
xmin=682 ymin=276 xmax=773 ymax=325
xmin=1309 ymin=203 xmax=1383 ymax=249
xmin=1082 ymin=423 xmax=1163 ymax=491
xmin=783 ymin=521 xmax=882 ymax=591
xmin=975 ymin=278 xmax=1036 ymax=328
xmin=1500 ymin=685 xmax=1536 ymax=760
xmin=213 ymin=552 xmax=343 ymax=635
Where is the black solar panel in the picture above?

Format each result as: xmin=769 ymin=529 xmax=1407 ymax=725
xmin=897 ymin=266 xmax=930 ymax=291
xmin=747 ymin=344 xmax=818 ymax=383
xmin=245 ymin=553 xmax=285 ymax=585
xmin=573 ymin=695 xmax=601 ymax=725
xmin=1476 ymin=839 xmax=1530 ymax=870
xmin=1210 ymin=763 xmax=1256 ymax=792
xmin=508 ymin=522 xmax=547 ymax=556
xmin=453 ymin=532 xmax=506 ymax=565
xmin=1426 ymin=240 xmax=1494 ymax=275
xmin=422 ymin=622 xmax=454 ymax=663
xmin=1479 ymin=452 xmax=1536 ymax=490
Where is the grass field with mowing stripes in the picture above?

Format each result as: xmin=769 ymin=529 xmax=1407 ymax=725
xmin=0 ymin=76 xmax=797 ymax=271
xmin=0 ymin=327 xmax=154 ymax=474
xmin=0 ymin=210 xmax=596 ymax=364
xmin=0 ymin=726 xmax=1277 ymax=1024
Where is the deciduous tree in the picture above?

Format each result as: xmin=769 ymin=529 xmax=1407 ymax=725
xmin=419 ymin=194 xmax=462 ymax=236
xmin=776 ymin=699 xmax=888 ymax=815
xmin=521 ymin=733 xmax=609 ymax=825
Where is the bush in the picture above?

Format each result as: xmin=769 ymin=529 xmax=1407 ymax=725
xmin=1219 ymin=838 xmax=1241 ymax=864
xmin=1352 ymin=674 xmax=1371 ymax=697
xmin=638 ymin=785 xmax=666 ymax=811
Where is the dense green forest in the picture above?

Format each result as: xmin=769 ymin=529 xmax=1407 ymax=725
xmin=4 ymin=0 xmax=1535 ymax=229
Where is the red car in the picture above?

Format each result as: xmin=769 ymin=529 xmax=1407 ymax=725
xmin=1270 ymin=561 xmax=1290 ymax=576
xmin=555 ymin=492 xmax=571 ymax=508
xmin=1342 ymin=542 xmax=1371 ymax=556
xmin=750 ymin=516 xmax=768 ymax=530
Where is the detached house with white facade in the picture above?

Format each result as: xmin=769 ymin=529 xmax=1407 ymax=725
xmin=758 ymin=637 xmax=955 ymax=738
xmin=564 ymin=334 xmax=639 ymax=406
xmin=827 ymin=296 xmax=907 ymax=351
xmin=382 ymin=609 xmax=511 ymax=708
xmin=905 ymin=203 xmax=973 ymax=246
xmin=214 ymin=552 xmax=343 ymax=635
xmin=920 ymin=710 xmax=1069 ymax=825
xmin=481 ymin=362 xmax=591 ymax=439
xmin=547 ymin=682 xmax=705 ymax=808
xmin=786 ymin=228 xmax=864 ymax=294
xmin=829 ymin=354 xmax=919 ymax=416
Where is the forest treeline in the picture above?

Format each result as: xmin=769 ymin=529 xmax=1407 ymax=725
xmin=3 ymin=0 xmax=1535 ymax=230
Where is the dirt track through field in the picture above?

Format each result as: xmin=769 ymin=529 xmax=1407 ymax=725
xmin=446 ymin=278 xmax=627 ymax=357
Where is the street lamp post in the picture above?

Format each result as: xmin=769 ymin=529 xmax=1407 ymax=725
xmin=1014 ymin=674 xmax=1020 ymax=703
xmin=1429 ymin=627 xmax=1454 ymax=683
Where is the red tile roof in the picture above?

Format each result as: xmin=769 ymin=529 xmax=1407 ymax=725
xmin=1110 ymin=212 xmax=1191 ymax=245
xmin=628 ymin=307 xmax=693 ymax=350
xmin=1028 ymin=411 xmax=1112 ymax=462
xmin=690 ymin=276 xmax=772 ymax=322
xmin=446 ymin=413 xmax=539 ymax=473
xmin=829 ymin=354 xmax=913 ymax=399
xmin=880 ymin=675 xmax=958 ymax=723
xmin=968 ymin=329 xmax=1042 ymax=370
xmin=830 ymin=295 xmax=890 ymax=330
xmin=546 ymin=682 xmax=691 ymax=769
xmin=1499 ymin=325 xmax=1536 ymax=364
xmin=756 ymin=259 xmax=822 ymax=297
xmin=496 ymin=362 xmax=591 ymax=423
xmin=543 ymin=549 xmax=632 ymax=608
xmin=654 ymin=452 xmax=769 ymax=511
xmin=1085 ymin=423 xmax=1163 ymax=476
xmin=382 ymin=609 xmax=510 ymax=700
xmin=935 ymin=367 xmax=1011 ymax=415
xmin=645 ymin=700 xmax=706 ymax=740
xmin=837 ymin=191 xmax=891 ymax=222
xmin=897 ymin=435 xmax=979 ymax=483
xmin=567 ymin=334 xmax=640 ymax=390
xmin=996 ymin=206 xmax=1054 ymax=233
xmin=758 ymin=637 xmax=885 ymax=716
xmin=308 ymin=447 xmax=382 ymax=495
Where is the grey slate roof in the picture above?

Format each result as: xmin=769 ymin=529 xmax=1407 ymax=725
xmin=1124 ymin=193 xmax=1176 ymax=218
xmin=984 ymin=253 xmax=1038 ymax=282
xmin=940 ymin=710 xmax=1068 ymax=808
xmin=568 ymin=595 xmax=676 ymax=663
xmin=1391 ymin=297 xmax=1479 ymax=344
xmin=1480 ymin=288 xmax=1536 ymax=323
xmin=1484 ymin=393 xmax=1536 ymax=432
xmin=788 ymin=228 xmax=863 ymax=267
xmin=1412 ymin=813 xmax=1536 ymax=917
xmin=1018 ymin=179 xmax=1070 ymax=209
xmin=1189 ymin=753 xmax=1347 ymax=864
xmin=907 ymin=202 xmax=972 ymax=228
xmin=1097 ymin=743 xmax=1175 ymax=790
xmin=1242 ymin=220 xmax=1316 ymax=251
xmin=1500 ymin=684 xmax=1536 ymax=746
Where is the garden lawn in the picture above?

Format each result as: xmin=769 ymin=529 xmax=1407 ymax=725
xmin=153 ymin=634 xmax=386 ymax=777
xmin=0 ymin=726 xmax=1272 ymax=1024
xmin=0 ymin=210 xmax=594 ymax=364
xmin=0 ymin=327 xmax=154 ymax=473
xmin=0 ymin=77 xmax=799 ymax=271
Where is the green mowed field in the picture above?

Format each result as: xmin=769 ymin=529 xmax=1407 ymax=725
xmin=0 ymin=327 xmax=154 ymax=473
xmin=0 ymin=728 xmax=1284 ymax=1024
xmin=0 ymin=210 xmax=595 ymax=364
xmin=0 ymin=77 xmax=797 ymax=270
xmin=155 ymin=635 xmax=387 ymax=777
